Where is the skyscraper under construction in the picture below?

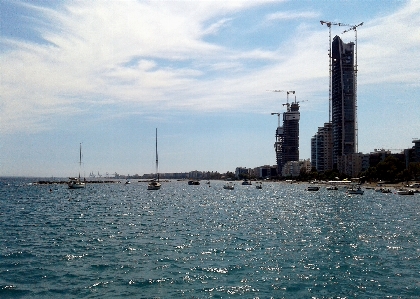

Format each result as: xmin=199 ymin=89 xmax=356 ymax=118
xmin=274 ymin=93 xmax=300 ymax=176
xmin=331 ymin=35 xmax=356 ymax=167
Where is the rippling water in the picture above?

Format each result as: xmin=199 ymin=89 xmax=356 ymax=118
xmin=1 ymin=178 xmax=419 ymax=298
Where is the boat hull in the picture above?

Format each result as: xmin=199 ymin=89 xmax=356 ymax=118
xmin=68 ymin=182 xmax=86 ymax=189
xmin=147 ymin=182 xmax=161 ymax=190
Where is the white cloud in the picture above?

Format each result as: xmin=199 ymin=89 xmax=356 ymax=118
xmin=265 ymin=10 xmax=320 ymax=22
xmin=1 ymin=0 xmax=420 ymax=135
xmin=357 ymin=0 xmax=420 ymax=86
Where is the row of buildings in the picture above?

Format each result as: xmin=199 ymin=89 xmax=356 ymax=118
xmin=272 ymin=34 xmax=420 ymax=178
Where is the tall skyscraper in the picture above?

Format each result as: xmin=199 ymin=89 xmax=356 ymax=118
xmin=331 ymin=35 xmax=356 ymax=168
xmin=274 ymin=97 xmax=300 ymax=175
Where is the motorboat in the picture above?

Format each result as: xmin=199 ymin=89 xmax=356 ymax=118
xmin=375 ymin=187 xmax=391 ymax=193
xmin=326 ymin=185 xmax=338 ymax=190
xmin=223 ymin=182 xmax=234 ymax=190
xmin=396 ymin=189 xmax=414 ymax=195
xmin=241 ymin=180 xmax=252 ymax=185
xmin=255 ymin=182 xmax=262 ymax=189
xmin=307 ymin=186 xmax=320 ymax=191
xmin=188 ymin=180 xmax=200 ymax=185
xmin=347 ymin=186 xmax=364 ymax=195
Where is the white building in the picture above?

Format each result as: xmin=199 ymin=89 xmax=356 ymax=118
xmin=282 ymin=159 xmax=311 ymax=177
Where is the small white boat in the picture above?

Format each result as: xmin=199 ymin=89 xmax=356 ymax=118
xmin=347 ymin=186 xmax=364 ymax=195
xmin=255 ymin=182 xmax=262 ymax=189
xmin=223 ymin=182 xmax=234 ymax=190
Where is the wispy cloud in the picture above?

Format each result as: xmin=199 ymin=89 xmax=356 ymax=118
xmin=265 ymin=10 xmax=320 ymax=22
xmin=357 ymin=0 xmax=420 ymax=85
xmin=1 ymin=0 xmax=419 ymax=136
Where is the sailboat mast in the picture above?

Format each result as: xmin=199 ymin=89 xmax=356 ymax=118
xmin=155 ymin=128 xmax=159 ymax=181
xmin=79 ymin=143 xmax=82 ymax=179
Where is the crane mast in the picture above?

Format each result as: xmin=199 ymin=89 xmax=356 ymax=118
xmin=342 ymin=22 xmax=363 ymax=153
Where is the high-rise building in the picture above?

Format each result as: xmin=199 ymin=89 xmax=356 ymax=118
xmin=311 ymin=122 xmax=333 ymax=172
xmin=331 ymin=35 xmax=356 ymax=167
xmin=274 ymin=100 xmax=300 ymax=175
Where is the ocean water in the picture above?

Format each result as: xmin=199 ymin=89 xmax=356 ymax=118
xmin=1 ymin=178 xmax=419 ymax=298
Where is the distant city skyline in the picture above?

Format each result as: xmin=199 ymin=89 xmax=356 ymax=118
xmin=1 ymin=0 xmax=419 ymax=177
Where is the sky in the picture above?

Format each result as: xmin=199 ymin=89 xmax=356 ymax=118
xmin=1 ymin=0 xmax=419 ymax=178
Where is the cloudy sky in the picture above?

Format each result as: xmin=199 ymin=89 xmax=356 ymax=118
xmin=1 ymin=0 xmax=419 ymax=177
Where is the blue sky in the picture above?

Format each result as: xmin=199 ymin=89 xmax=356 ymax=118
xmin=1 ymin=0 xmax=419 ymax=177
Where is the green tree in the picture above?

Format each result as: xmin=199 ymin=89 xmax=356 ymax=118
xmin=408 ymin=162 xmax=420 ymax=180
xmin=376 ymin=156 xmax=405 ymax=182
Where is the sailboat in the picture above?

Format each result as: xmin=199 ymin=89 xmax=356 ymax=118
xmin=68 ymin=143 xmax=86 ymax=189
xmin=148 ymin=128 xmax=161 ymax=190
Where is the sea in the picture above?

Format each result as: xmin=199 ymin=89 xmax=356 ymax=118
xmin=1 ymin=178 xmax=419 ymax=298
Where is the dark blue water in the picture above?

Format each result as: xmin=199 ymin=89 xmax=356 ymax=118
xmin=1 ymin=178 xmax=419 ymax=298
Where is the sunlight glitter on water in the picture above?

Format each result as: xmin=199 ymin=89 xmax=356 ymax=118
xmin=0 ymin=179 xmax=419 ymax=298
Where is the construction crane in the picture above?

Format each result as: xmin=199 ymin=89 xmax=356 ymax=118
xmin=343 ymin=22 xmax=363 ymax=153
xmin=268 ymin=90 xmax=295 ymax=111
xmin=271 ymin=112 xmax=281 ymax=128
xmin=320 ymin=21 xmax=353 ymax=122
xmin=282 ymin=91 xmax=296 ymax=111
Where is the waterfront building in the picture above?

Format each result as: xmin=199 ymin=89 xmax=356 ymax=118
xmin=282 ymin=159 xmax=311 ymax=177
xmin=311 ymin=123 xmax=333 ymax=172
xmin=331 ymin=36 xmax=356 ymax=167
xmin=235 ymin=167 xmax=251 ymax=179
xmin=337 ymin=153 xmax=367 ymax=177
xmin=254 ymin=165 xmax=277 ymax=179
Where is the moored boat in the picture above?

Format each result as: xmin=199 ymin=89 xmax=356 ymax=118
xmin=307 ymin=186 xmax=320 ymax=191
xmin=223 ymin=182 xmax=234 ymax=190
xmin=396 ymin=189 xmax=414 ymax=195
xmin=326 ymin=185 xmax=338 ymax=190
xmin=347 ymin=186 xmax=364 ymax=195
xmin=147 ymin=179 xmax=161 ymax=190
xmin=68 ymin=177 xmax=86 ymax=189
xmin=148 ymin=128 xmax=161 ymax=190
xmin=68 ymin=143 xmax=86 ymax=189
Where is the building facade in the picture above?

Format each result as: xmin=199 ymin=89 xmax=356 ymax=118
xmin=413 ymin=139 xmax=420 ymax=163
xmin=274 ymin=100 xmax=300 ymax=175
xmin=331 ymin=36 xmax=356 ymax=168
xmin=337 ymin=153 xmax=367 ymax=178
xmin=311 ymin=122 xmax=333 ymax=172
xmin=282 ymin=159 xmax=311 ymax=177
